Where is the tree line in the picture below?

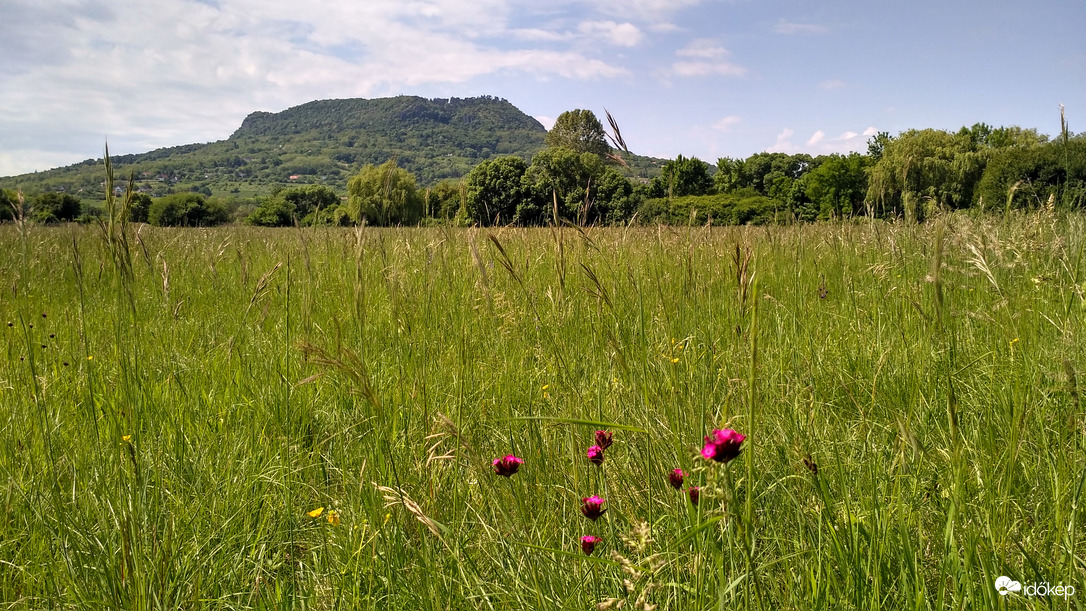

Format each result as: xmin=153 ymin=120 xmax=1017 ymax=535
xmin=4 ymin=109 xmax=1083 ymax=227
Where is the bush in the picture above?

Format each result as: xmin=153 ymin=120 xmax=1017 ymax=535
xmin=147 ymin=193 xmax=229 ymax=227
xmin=634 ymin=193 xmax=781 ymax=225
xmin=246 ymin=197 xmax=296 ymax=227
xmin=30 ymin=193 xmax=82 ymax=223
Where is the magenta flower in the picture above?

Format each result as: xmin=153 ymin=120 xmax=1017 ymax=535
xmin=492 ymin=454 xmax=523 ymax=477
xmin=668 ymin=468 xmax=685 ymax=490
xmin=594 ymin=430 xmax=613 ymax=450
xmin=688 ymin=486 xmax=700 ymax=506
xmin=581 ymin=496 xmax=607 ymax=521
xmin=586 ymin=445 xmax=605 ymax=466
xmin=580 ymin=535 xmax=602 ymax=555
xmin=701 ymin=428 xmax=746 ymax=463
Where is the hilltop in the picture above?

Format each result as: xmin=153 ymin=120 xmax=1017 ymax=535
xmin=0 ymin=96 xmax=663 ymax=200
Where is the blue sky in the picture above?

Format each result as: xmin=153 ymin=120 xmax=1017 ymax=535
xmin=1 ymin=0 xmax=1082 ymax=177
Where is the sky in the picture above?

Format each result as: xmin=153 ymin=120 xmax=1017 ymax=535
xmin=1 ymin=0 xmax=1083 ymax=177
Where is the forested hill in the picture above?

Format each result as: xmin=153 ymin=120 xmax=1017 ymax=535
xmin=227 ymin=95 xmax=547 ymax=174
xmin=0 ymin=95 xmax=575 ymax=198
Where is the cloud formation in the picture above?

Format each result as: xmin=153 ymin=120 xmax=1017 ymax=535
xmin=768 ymin=126 xmax=878 ymax=154
xmin=672 ymin=40 xmax=747 ymax=77
xmin=772 ymin=20 xmax=829 ymax=34
xmin=713 ymin=116 xmax=742 ymax=131
xmin=0 ymin=0 xmax=666 ymax=174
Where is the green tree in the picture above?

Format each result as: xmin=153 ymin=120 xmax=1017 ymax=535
xmin=279 ymin=185 xmax=340 ymax=222
xmin=147 ymin=193 xmax=228 ymax=226
xmin=427 ymin=179 xmax=466 ymax=221
xmin=464 ymin=156 xmax=529 ymax=225
xmin=650 ymin=155 xmax=713 ymax=198
xmin=0 ymin=188 xmax=19 ymax=221
xmin=30 ymin=193 xmax=82 ymax=223
xmin=346 ymin=159 xmax=424 ymax=226
xmin=975 ymin=138 xmax=1086 ymax=210
xmin=545 ymin=110 xmax=609 ymax=159
xmin=867 ymin=132 xmax=892 ymax=161
xmin=246 ymin=197 xmax=296 ymax=227
xmin=129 ymin=193 xmax=153 ymax=223
xmin=714 ymin=157 xmax=745 ymax=193
xmin=866 ymin=129 xmax=982 ymax=221
xmin=521 ymin=147 xmax=606 ymax=224
xmin=804 ymin=153 xmax=870 ymax=218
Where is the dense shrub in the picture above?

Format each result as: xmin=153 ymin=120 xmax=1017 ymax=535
xmin=635 ymin=193 xmax=782 ymax=225
xmin=30 ymin=193 xmax=82 ymax=223
xmin=148 ymin=193 xmax=229 ymax=227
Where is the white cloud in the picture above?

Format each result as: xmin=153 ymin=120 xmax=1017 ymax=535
xmin=578 ymin=21 xmax=644 ymax=47
xmin=535 ymin=115 xmax=556 ymax=130
xmin=819 ymin=79 xmax=846 ymax=90
xmin=676 ymin=39 xmax=729 ymax=59
xmin=767 ymin=128 xmax=797 ymax=153
xmin=712 ymin=115 xmax=741 ymax=131
xmin=862 ymin=126 xmax=879 ymax=137
xmin=673 ymin=39 xmax=746 ymax=77
xmin=766 ymin=126 xmax=875 ymax=155
xmin=586 ymin=0 xmax=705 ymax=21
xmin=0 ymin=0 xmax=647 ymax=175
xmin=772 ymin=20 xmax=829 ymax=34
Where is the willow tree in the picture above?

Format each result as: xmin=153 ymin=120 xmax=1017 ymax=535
xmin=346 ymin=159 xmax=424 ymax=226
xmin=866 ymin=129 xmax=981 ymax=222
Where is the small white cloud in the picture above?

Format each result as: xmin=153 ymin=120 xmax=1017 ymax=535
xmin=773 ymin=20 xmax=829 ymax=34
xmin=862 ymin=126 xmax=879 ymax=137
xmin=535 ymin=115 xmax=555 ymax=130
xmin=649 ymin=22 xmax=681 ymax=33
xmin=712 ymin=115 xmax=741 ymax=131
xmin=807 ymin=130 xmax=825 ymax=146
xmin=578 ymin=20 xmax=644 ymax=47
xmin=673 ymin=61 xmax=746 ymax=77
xmin=819 ymin=79 xmax=845 ymax=90
xmin=589 ymin=0 xmax=704 ymax=21
xmin=767 ymin=128 xmax=797 ymax=153
xmin=676 ymin=39 xmax=729 ymax=59
xmin=835 ymin=131 xmax=859 ymax=141
xmin=673 ymin=39 xmax=746 ymax=77
xmin=511 ymin=28 xmax=570 ymax=43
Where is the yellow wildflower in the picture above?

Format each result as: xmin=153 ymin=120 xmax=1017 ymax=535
xmin=307 ymin=507 xmax=324 ymax=518
xmin=327 ymin=510 xmax=340 ymax=526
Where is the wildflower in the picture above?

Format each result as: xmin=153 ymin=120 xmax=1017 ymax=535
xmin=587 ymin=445 xmax=605 ymax=466
xmin=492 ymin=454 xmax=523 ymax=477
xmin=688 ymin=486 xmax=700 ymax=506
xmin=668 ymin=468 xmax=685 ymax=490
xmin=581 ymin=535 xmax=602 ymax=555
xmin=122 ymin=435 xmax=131 ymax=442
xmin=307 ymin=507 xmax=324 ymax=518
xmin=327 ymin=510 xmax=340 ymax=526
xmin=594 ymin=430 xmax=613 ymax=450
xmin=701 ymin=428 xmax=745 ymax=464
xmin=581 ymin=496 xmax=607 ymax=521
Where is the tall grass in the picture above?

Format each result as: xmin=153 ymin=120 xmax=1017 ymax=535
xmin=0 ymin=211 xmax=1083 ymax=609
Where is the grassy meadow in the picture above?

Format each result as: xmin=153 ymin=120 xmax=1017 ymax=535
xmin=1 ymin=212 xmax=1084 ymax=609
